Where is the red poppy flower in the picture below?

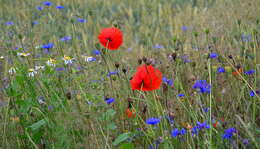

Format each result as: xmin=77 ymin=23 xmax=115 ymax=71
xmin=98 ymin=27 xmax=123 ymax=50
xmin=130 ymin=64 xmax=162 ymax=91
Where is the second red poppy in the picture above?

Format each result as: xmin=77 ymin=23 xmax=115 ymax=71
xmin=130 ymin=64 xmax=162 ymax=91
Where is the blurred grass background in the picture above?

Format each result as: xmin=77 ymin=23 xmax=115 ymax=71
xmin=0 ymin=0 xmax=259 ymax=148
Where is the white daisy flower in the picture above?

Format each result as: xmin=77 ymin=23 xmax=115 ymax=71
xmin=83 ymin=56 xmax=97 ymax=62
xmin=28 ymin=68 xmax=37 ymax=77
xmin=46 ymin=58 xmax=56 ymax=67
xmin=62 ymin=55 xmax=74 ymax=65
xmin=35 ymin=65 xmax=45 ymax=71
xmin=17 ymin=52 xmax=30 ymax=57
xmin=8 ymin=67 xmax=16 ymax=75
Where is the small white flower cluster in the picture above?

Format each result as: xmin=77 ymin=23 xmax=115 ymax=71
xmin=8 ymin=67 xmax=16 ymax=75
xmin=62 ymin=55 xmax=75 ymax=65
xmin=17 ymin=52 xmax=30 ymax=57
xmin=46 ymin=58 xmax=56 ymax=67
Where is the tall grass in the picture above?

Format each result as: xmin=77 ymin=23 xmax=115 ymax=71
xmin=0 ymin=0 xmax=259 ymax=148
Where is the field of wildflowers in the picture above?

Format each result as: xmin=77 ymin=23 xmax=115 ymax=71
xmin=0 ymin=0 xmax=259 ymax=148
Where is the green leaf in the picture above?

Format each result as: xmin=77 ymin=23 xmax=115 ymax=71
xmin=112 ymin=133 xmax=131 ymax=146
xmin=101 ymin=109 xmax=116 ymax=121
xmin=119 ymin=143 xmax=134 ymax=149
xmin=28 ymin=119 xmax=46 ymax=131
xmin=107 ymin=122 xmax=117 ymax=130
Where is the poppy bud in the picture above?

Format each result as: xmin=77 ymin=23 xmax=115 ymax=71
xmin=66 ymin=92 xmax=72 ymax=100
xmin=228 ymin=55 xmax=233 ymax=59
xmin=204 ymin=28 xmax=210 ymax=34
xmin=145 ymin=59 xmax=152 ymax=65
xmin=115 ymin=63 xmax=120 ymax=69
xmin=236 ymin=64 xmax=241 ymax=69
xmin=122 ymin=68 xmax=127 ymax=74
xmin=142 ymin=57 xmax=147 ymax=63
xmin=237 ymin=19 xmax=241 ymax=26
xmin=95 ymin=43 xmax=101 ymax=50
xmin=142 ymin=105 xmax=147 ymax=114
xmin=171 ymin=53 xmax=177 ymax=61
xmin=101 ymin=48 xmax=107 ymax=55
xmin=193 ymin=32 xmax=199 ymax=38
xmin=112 ymin=23 xmax=118 ymax=28
xmin=191 ymin=62 xmax=196 ymax=68
xmin=138 ymin=58 xmax=142 ymax=64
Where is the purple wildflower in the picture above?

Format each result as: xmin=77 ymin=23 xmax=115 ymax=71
xmin=154 ymin=44 xmax=164 ymax=49
xmin=162 ymin=77 xmax=173 ymax=86
xmin=249 ymin=91 xmax=255 ymax=97
xmin=43 ymin=1 xmax=52 ymax=6
xmin=181 ymin=26 xmax=188 ymax=32
xmin=56 ymin=5 xmax=65 ymax=9
xmin=41 ymin=43 xmax=54 ymax=49
xmin=60 ymin=36 xmax=71 ymax=41
xmin=209 ymin=52 xmax=218 ymax=59
xmin=105 ymin=97 xmax=115 ymax=104
xmin=217 ymin=67 xmax=225 ymax=73
xmin=193 ymin=80 xmax=211 ymax=93
xmin=5 ymin=21 xmax=13 ymax=26
xmin=77 ymin=18 xmax=87 ymax=23
xmin=146 ymin=118 xmax=160 ymax=125
xmin=244 ymin=70 xmax=255 ymax=75
xmin=36 ymin=6 xmax=43 ymax=11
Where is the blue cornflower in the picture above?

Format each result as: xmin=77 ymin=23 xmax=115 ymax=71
xmin=222 ymin=127 xmax=237 ymax=140
xmin=182 ymin=55 xmax=192 ymax=63
xmin=193 ymin=80 xmax=211 ymax=93
xmin=171 ymin=128 xmax=186 ymax=138
xmin=154 ymin=44 xmax=164 ymax=49
xmin=178 ymin=93 xmax=185 ymax=97
xmin=203 ymin=107 xmax=209 ymax=113
xmin=93 ymin=49 xmax=101 ymax=55
xmin=196 ymin=122 xmax=210 ymax=130
xmin=249 ymin=90 xmax=255 ymax=97
xmin=242 ymin=139 xmax=249 ymax=145
xmin=43 ymin=49 xmax=50 ymax=54
xmin=241 ymin=34 xmax=251 ymax=42
xmin=55 ymin=67 xmax=65 ymax=72
xmin=56 ymin=5 xmax=65 ymax=9
xmin=180 ymin=128 xmax=186 ymax=135
xmin=165 ymin=115 xmax=174 ymax=124
xmin=171 ymin=128 xmax=179 ymax=138
xmin=217 ymin=67 xmax=225 ymax=73
xmin=60 ymin=36 xmax=71 ymax=41
xmin=84 ymin=56 xmax=96 ymax=62
xmin=181 ymin=26 xmax=188 ymax=32
xmin=107 ymin=71 xmax=118 ymax=77
xmin=41 ymin=43 xmax=54 ymax=49
xmin=146 ymin=117 xmax=160 ymax=125
xmin=209 ymin=52 xmax=218 ymax=59
xmin=244 ymin=70 xmax=255 ymax=75
xmin=5 ymin=21 xmax=13 ymax=26
xmin=36 ymin=6 xmax=43 ymax=11
xmin=77 ymin=18 xmax=87 ymax=23
xmin=105 ymin=97 xmax=115 ymax=104
xmin=32 ymin=21 xmax=39 ymax=25
xmin=43 ymin=1 xmax=52 ymax=6
xmin=191 ymin=126 xmax=199 ymax=136
xmin=162 ymin=77 xmax=173 ymax=86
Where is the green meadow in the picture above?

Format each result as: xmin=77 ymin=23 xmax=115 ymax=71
xmin=0 ymin=0 xmax=259 ymax=148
